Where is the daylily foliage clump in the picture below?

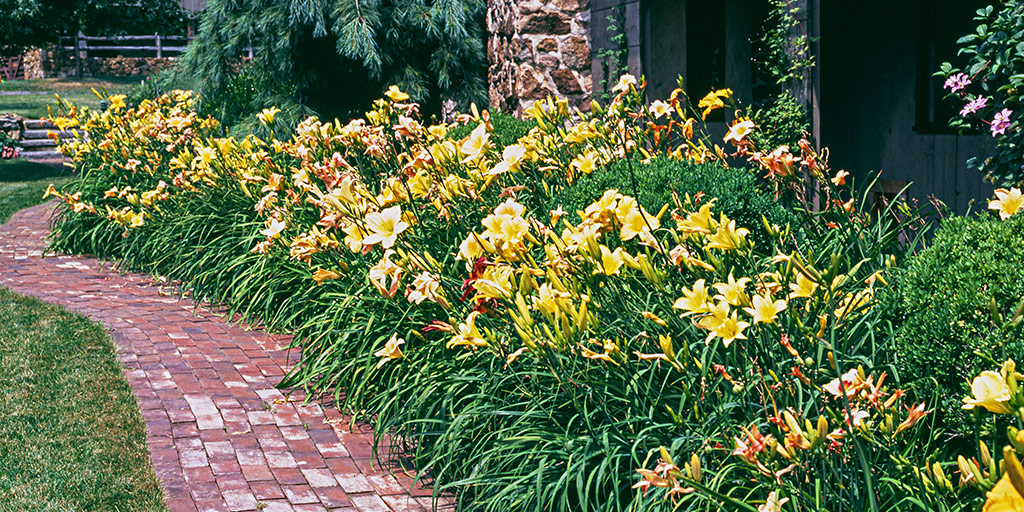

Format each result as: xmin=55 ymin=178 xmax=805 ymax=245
xmin=44 ymin=77 xmax=1023 ymax=512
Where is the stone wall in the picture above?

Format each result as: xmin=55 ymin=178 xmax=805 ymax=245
xmin=487 ymin=0 xmax=592 ymax=116
xmin=23 ymin=47 xmax=175 ymax=79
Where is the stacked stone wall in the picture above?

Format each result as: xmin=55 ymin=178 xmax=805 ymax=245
xmin=487 ymin=0 xmax=592 ymax=116
xmin=23 ymin=47 xmax=175 ymax=79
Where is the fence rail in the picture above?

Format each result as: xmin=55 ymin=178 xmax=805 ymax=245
xmin=59 ymin=33 xmax=194 ymax=59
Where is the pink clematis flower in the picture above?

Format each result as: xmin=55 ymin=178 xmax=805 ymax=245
xmin=991 ymin=108 xmax=1013 ymax=136
xmin=944 ymin=73 xmax=971 ymax=93
xmin=960 ymin=97 xmax=989 ymax=117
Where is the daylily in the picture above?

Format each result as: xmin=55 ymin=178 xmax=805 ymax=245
xmin=894 ymin=403 xmax=929 ymax=435
xmin=758 ymin=491 xmax=790 ymax=512
xmin=724 ymin=119 xmax=755 ymax=145
xmin=362 ymin=205 xmax=410 ymax=249
xmin=620 ymin=208 xmax=658 ymax=241
xmin=788 ymin=272 xmax=818 ymax=299
xmin=709 ymin=312 xmax=749 ymax=347
xmin=473 ymin=265 xmax=514 ymax=299
xmin=989 ymin=187 xmax=1023 ymax=220
xmin=597 ymin=245 xmax=625 ymax=276
xmin=448 ymin=311 xmax=488 ymax=349
xmin=373 ymin=333 xmax=405 ymax=369
xmin=368 ymin=250 xmax=403 ymax=299
xmin=312 ymin=268 xmax=341 ymax=286
xmin=705 ymin=218 xmax=749 ymax=251
xmin=823 ymin=369 xmax=866 ymax=399
xmin=257 ymin=106 xmax=280 ymax=126
xmin=571 ymin=151 xmax=599 ymax=176
xmin=384 ymin=85 xmax=410 ymax=102
xmin=743 ymin=293 xmax=786 ymax=324
xmin=260 ymin=217 xmax=286 ymax=238
xmin=673 ymin=279 xmax=711 ymax=316
xmin=962 ymin=370 xmax=1014 ymax=414
xmin=983 ymin=449 xmax=1024 ymax=512
xmin=406 ymin=272 xmax=442 ymax=305
xmin=713 ymin=273 xmax=751 ymax=306
xmin=649 ymin=100 xmax=672 ymax=119
xmin=460 ymin=123 xmax=491 ymax=162
xmin=612 ymin=74 xmax=637 ymax=94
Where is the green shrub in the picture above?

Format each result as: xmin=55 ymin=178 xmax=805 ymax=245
xmin=884 ymin=213 xmax=1024 ymax=435
xmin=553 ymin=157 xmax=798 ymax=246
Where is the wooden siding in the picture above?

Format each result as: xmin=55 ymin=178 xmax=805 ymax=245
xmin=179 ymin=0 xmax=206 ymax=13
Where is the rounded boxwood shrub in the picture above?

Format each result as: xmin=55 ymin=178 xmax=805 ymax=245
xmin=883 ymin=213 xmax=1024 ymax=435
xmin=552 ymin=157 xmax=798 ymax=247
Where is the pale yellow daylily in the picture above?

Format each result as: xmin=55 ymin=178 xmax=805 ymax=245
xmin=989 ymin=187 xmax=1023 ymax=220
xmin=963 ymin=370 xmax=1014 ymax=414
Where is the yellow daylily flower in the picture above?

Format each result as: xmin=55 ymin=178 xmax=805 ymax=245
xmin=312 ymin=268 xmax=341 ymax=286
xmin=983 ymin=469 xmax=1024 ymax=512
xmin=697 ymin=299 xmax=731 ymax=331
xmin=989 ymin=187 xmax=1023 ymax=220
xmin=709 ymin=311 xmax=749 ymax=347
xmin=460 ymin=123 xmax=491 ymax=163
xmin=597 ymin=245 xmax=625 ymax=276
xmin=705 ymin=217 xmax=749 ymax=252
xmin=458 ymin=233 xmax=485 ymax=262
xmin=963 ymin=370 xmax=1014 ymax=414
xmin=789 ymin=272 xmax=818 ymax=299
xmin=108 ymin=94 xmax=127 ymax=111
xmin=571 ymin=150 xmax=599 ymax=176
xmin=698 ymin=88 xmax=732 ymax=120
xmin=677 ymin=201 xmax=718 ymax=234
xmin=743 ymin=293 xmax=786 ymax=324
xmin=257 ymin=106 xmax=281 ymax=126
xmin=713 ymin=273 xmax=751 ymax=306
xmin=611 ymin=74 xmax=637 ymax=94
xmin=373 ymin=333 xmax=405 ymax=369
xmin=474 ymin=265 xmax=514 ymax=299
xmin=532 ymin=283 xmax=571 ymax=315
xmin=673 ymin=279 xmax=711 ymax=316
xmin=448 ymin=311 xmax=488 ymax=349
xmin=385 ymin=85 xmax=410 ymax=102
xmin=363 ymin=205 xmax=410 ymax=249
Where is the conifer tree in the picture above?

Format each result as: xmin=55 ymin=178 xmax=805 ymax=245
xmin=177 ymin=0 xmax=487 ymax=120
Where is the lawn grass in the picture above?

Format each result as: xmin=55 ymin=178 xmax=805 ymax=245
xmin=0 ymin=161 xmax=166 ymax=511
xmin=0 ymin=287 xmax=167 ymax=511
xmin=0 ymin=160 xmax=73 ymax=223
xmin=0 ymin=76 xmax=139 ymax=119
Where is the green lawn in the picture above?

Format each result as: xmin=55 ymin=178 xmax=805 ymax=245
xmin=0 ymin=160 xmax=73 ymax=223
xmin=0 ymin=163 xmax=167 ymax=511
xmin=0 ymin=76 xmax=139 ymax=119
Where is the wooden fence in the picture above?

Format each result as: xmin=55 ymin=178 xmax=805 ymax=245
xmin=60 ymin=33 xmax=192 ymax=59
xmin=1 ymin=56 xmax=25 ymax=81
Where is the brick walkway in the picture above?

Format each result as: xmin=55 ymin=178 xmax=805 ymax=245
xmin=0 ymin=203 xmax=452 ymax=512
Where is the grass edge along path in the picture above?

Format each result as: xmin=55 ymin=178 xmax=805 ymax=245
xmin=0 ymin=160 xmax=167 ymax=511
xmin=0 ymin=160 xmax=73 ymax=224
xmin=0 ymin=287 xmax=168 ymax=511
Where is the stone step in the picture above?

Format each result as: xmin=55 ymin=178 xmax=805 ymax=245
xmin=22 ymin=129 xmax=74 ymax=140
xmin=19 ymin=149 xmax=64 ymax=161
xmin=19 ymin=138 xmax=58 ymax=148
xmin=23 ymin=119 xmax=55 ymax=130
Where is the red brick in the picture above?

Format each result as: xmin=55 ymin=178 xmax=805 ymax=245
xmin=0 ymin=203 xmax=450 ymax=512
